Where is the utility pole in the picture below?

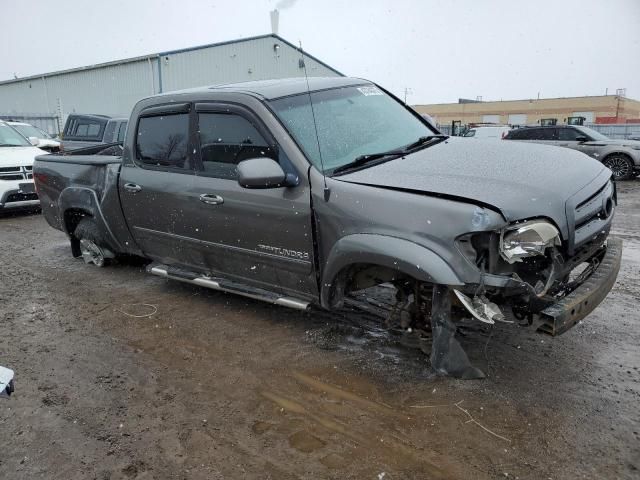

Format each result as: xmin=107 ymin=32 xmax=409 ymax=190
xmin=404 ymin=87 xmax=413 ymax=104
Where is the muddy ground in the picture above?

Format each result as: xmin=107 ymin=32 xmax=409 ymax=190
xmin=1 ymin=183 xmax=639 ymax=480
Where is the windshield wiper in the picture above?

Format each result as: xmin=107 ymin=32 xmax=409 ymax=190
xmin=332 ymin=135 xmax=448 ymax=175
xmin=0 ymin=143 xmax=22 ymax=147
xmin=332 ymin=149 xmax=406 ymax=175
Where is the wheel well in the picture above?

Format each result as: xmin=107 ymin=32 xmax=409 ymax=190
xmin=603 ymin=151 xmax=632 ymax=162
xmin=64 ymin=209 xmax=92 ymax=236
xmin=327 ymin=263 xmax=417 ymax=308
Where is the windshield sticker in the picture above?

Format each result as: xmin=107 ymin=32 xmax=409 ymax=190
xmin=357 ymin=86 xmax=383 ymax=96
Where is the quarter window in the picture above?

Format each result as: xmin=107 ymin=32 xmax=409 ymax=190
xmin=197 ymin=113 xmax=276 ymax=179
xmin=136 ymin=114 xmax=190 ymax=169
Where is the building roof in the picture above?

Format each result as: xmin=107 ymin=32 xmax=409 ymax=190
xmin=0 ymin=34 xmax=344 ymax=86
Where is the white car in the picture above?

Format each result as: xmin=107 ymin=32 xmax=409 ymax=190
xmin=462 ymin=125 xmax=512 ymax=139
xmin=0 ymin=121 xmax=44 ymax=211
xmin=7 ymin=121 xmax=60 ymax=152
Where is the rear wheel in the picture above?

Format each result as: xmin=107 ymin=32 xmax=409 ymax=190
xmin=603 ymin=154 xmax=634 ymax=180
xmin=73 ymin=218 xmax=113 ymax=267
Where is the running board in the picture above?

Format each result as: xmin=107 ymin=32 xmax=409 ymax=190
xmin=148 ymin=264 xmax=310 ymax=311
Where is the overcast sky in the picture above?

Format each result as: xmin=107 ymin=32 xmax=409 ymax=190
xmin=2 ymin=0 xmax=639 ymax=104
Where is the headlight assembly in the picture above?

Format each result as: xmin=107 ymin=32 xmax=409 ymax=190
xmin=500 ymin=220 xmax=561 ymax=263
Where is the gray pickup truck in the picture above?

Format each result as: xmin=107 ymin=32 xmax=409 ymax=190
xmin=34 ymin=77 xmax=622 ymax=378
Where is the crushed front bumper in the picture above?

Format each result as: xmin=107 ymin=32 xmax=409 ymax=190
xmin=537 ymin=237 xmax=622 ymax=336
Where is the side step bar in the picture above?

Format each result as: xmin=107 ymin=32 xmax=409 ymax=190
xmin=148 ymin=264 xmax=310 ymax=311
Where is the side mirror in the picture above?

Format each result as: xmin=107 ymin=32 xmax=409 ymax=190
xmin=28 ymin=136 xmax=40 ymax=146
xmin=575 ymin=135 xmax=588 ymax=143
xmin=237 ymin=157 xmax=294 ymax=189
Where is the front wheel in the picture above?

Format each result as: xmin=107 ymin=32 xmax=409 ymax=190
xmin=603 ymin=154 xmax=635 ymax=180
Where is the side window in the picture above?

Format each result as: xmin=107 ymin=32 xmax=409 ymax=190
xmin=117 ymin=122 xmax=127 ymax=142
xmin=528 ymin=128 xmax=556 ymax=140
xmin=197 ymin=112 xmax=276 ymax=180
xmin=558 ymin=128 xmax=585 ymax=141
xmin=136 ymin=114 xmax=190 ymax=170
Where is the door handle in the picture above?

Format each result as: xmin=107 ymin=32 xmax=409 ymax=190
xmin=123 ymin=183 xmax=142 ymax=193
xmin=199 ymin=193 xmax=224 ymax=205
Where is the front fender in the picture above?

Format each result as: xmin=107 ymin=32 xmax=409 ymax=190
xmin=320 ymin=234 xmax=463 ymax=308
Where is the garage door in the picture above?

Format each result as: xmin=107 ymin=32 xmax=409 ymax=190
xmin=508 ymin=114 xmax=527 ymax=125
xmin=482 ymin=115 xmax=501 ymax=123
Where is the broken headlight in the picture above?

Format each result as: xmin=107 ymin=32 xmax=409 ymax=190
xmin=500 ymin=220 xmax=561 ymax=264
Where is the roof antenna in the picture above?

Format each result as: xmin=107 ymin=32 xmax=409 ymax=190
xmin=299 ymin=40 xmax=330 ymax=202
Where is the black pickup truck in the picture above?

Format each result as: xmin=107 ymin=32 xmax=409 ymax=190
xmin=34 ymin=77 xmax=622 ymax=378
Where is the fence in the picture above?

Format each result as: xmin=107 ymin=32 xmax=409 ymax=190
xmin=0 ymin=114 xmax=61 ymax=136
xmin=587 ymin=123 xmax=640 ymax=140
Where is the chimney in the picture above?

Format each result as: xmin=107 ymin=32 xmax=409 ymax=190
xmin=270 ymin=9 xmax=279 ymax=35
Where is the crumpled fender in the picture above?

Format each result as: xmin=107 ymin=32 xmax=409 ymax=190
xmin=58 ymin=187 xmax=122 ymax=251
xmin=320 ymin=233 xmax=463 ymax=308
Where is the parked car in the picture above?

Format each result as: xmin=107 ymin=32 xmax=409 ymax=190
xmin=462 ymin=125 xmax=511 ymax=139
xmin=61 ymin=114 xmax=128 ymax=151
xmin=34 ymin=77 xmax=621 ymax=378
xmin=7 ymin=121 xmax=61 ymax=152
xmin=504 ymin=125 xmax=640 ymax=180
xmin=0 ymin=121 xmax=43 ymax=211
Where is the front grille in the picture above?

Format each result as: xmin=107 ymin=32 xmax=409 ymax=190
xmin=5 ymin=192 xmax=38 ymax=203
xmin=572 ymin=180 xmax=615 ymax=248
xmin=0 ymin=165 xmax=32 ymax=181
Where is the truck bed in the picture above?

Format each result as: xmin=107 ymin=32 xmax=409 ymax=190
xmin=33 ymin=145 xmax=126 ymax=247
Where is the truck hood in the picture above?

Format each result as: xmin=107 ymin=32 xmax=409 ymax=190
xmin=337 ymin=137 xmax=608 ymax=228
xmin=0 ymin=146 xmax=46 ymax=167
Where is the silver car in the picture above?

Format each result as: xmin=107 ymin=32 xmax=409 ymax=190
xmin=504 ymin=125 xmax=640 ymax=180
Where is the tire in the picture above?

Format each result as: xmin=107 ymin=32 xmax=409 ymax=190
xmin=73 ymin=218 xmax=112 ymax=267
xmin=603 ymin=154 xmax=635 ymax=181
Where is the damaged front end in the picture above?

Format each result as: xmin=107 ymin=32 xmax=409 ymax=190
xmin=455 ymin=214 xmax=622 ymax=336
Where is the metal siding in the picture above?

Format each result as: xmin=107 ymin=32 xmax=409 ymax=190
xmin=0 ymin=36 xmax=340 ymax=122
xmin=160 ymin=36 xmax=338 ymax=92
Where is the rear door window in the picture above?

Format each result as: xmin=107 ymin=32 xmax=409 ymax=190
xmin=197 ymin=112 xmax=276 ymax=180
xmin=136 ymin=114 xmax=191 ymax=171
xmin=558 ymin=128 xmax=585 ymax=141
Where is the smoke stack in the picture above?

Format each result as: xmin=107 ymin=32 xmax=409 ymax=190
xmin=270 ymin=9 xmax=279 ymax=35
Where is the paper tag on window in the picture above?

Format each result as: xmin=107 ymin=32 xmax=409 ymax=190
xmin=357 ymin=86 xmax=383 ymax=96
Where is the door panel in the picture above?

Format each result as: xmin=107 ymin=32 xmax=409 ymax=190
xmin=119 ymin=110 xmax=197 ymax=265
xmin=175 ymin=105 xmax=316 ymax=296
xmin=182 ymin=176 xmax=315 ymax=295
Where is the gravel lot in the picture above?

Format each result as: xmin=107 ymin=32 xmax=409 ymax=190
xmin=1 ymin=182 xmax=639 ymax=480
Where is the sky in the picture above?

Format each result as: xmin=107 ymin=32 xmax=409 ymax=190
xmin=2 ymin=0 xmax=639 ymax=104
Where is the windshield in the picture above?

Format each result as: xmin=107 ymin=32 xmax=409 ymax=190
xmin=270 ymin=85 xmax=437 ymax=173
xmin=575 ymin=126 xmax=610 ymax=141
xmin=0 ymin=123 xmax=30 ymax=146
xmin=13 ymin=124 xmax=51 ymax=139
xmin=462 ymin=129 xmax=476 ymax=137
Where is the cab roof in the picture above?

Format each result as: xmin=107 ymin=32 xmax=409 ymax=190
xmin=169 ymin=77 xmax=371 ymax=100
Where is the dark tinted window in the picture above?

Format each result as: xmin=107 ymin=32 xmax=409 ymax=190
xmin=536 ymin=128 xmax=557 ymax=140
xmin=136 ymin=114 xmax=190 ymax=169
xmin=558 ymin=127 xmax=587 ymax=141
xmin=197 ymin=113 xmax=275 ymax=179
xmin=506 ymin=128 xmax=531 ymax=140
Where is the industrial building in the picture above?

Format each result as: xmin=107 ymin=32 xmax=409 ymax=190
xmin=0 ymin=34 xmax=342 ymax=134
xmin=413 ymin=94 xmax=640 ymax=128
